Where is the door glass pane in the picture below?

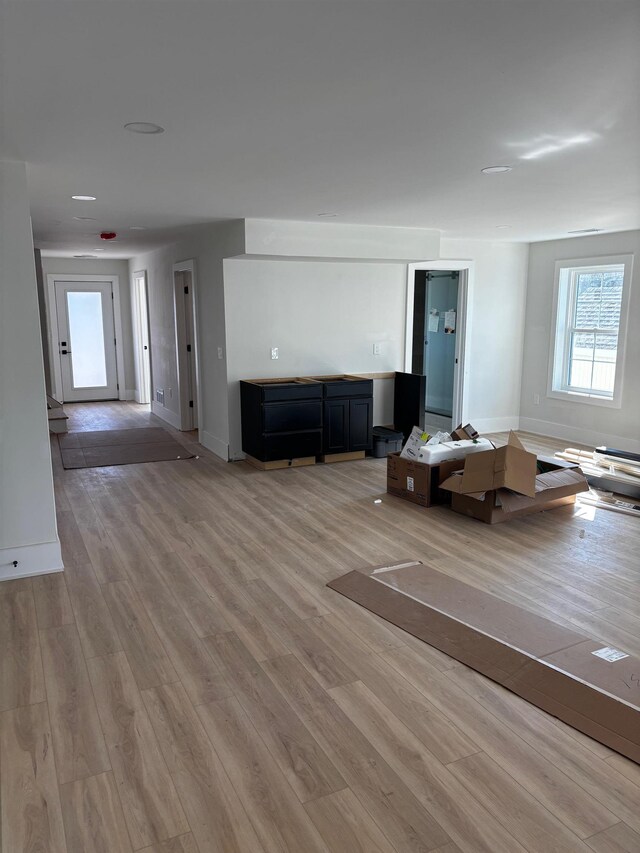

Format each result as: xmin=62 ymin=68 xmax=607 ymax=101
xmin=67 ymin=291 xmax=108 ymax=388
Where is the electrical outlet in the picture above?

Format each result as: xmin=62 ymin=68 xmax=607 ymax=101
xmin=217 ymin=347 xmax=224 ymax=359
xmin=373 ymin=343 xmax=382 ymax=355
xmin=271 ymin=347 xmax=279 ymax=360
xmin=534 ymin=393 xmax=540 ymax=405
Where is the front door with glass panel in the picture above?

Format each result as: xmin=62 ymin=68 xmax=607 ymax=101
xmin=54 ymin=281 xmax=119 ymax=401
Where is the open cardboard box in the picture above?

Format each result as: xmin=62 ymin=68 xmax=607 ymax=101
xmin=440 ymin=432 xmax=589 ymax=523
xmin=328 ymin=562 xmax=640 ymax=763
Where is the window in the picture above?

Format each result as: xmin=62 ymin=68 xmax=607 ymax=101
xmin=549 ymin=255 xmax=633 ymax=408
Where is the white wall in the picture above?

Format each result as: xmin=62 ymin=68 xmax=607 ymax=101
xmin=0 ymin=161 xmax=62 ymax=581
xmin=244 ymin=218 xmax=440 ymax=261
xmin=439 ymin=238 xmax=530 ymax=431
xmin=132 ymin=218 xmax=530 ymax=463
xmin=224 ymin=256 xmax=410 ymax=459
xmin=128 ymin=221 xmax=245 ymax=455
xmin=41 ymin=257 xmax=136 ymax=397
xmin=520 ymin=230 xmax=640 ymax=450
xmin=223 ymin=232 xmax=529 ymax=459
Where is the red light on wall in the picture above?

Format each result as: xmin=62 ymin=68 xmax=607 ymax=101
xmin=100 ymin=231 xmax=117 ymax=240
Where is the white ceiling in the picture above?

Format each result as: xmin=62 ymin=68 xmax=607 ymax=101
xmin=1 ymin=0 xmax=639 ymax=258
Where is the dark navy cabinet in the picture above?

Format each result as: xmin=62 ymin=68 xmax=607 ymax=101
xmin=316 ymin=376 xmax=373 ymax=455
xmin=240 ymin=379 xmax=323 ymax=462
xmin=240 ymin=374 xmax=373 ymax=464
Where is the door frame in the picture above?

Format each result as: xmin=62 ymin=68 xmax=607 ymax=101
xmin=46 ymin=274 xmax=127 ymax=402
xmin=131 ymin=269 xmax=152 ymax=404
xmin=404 ymin=260 xmax=473 ymax=427
xmin=173 ymin=259 xmax=201 ymax=432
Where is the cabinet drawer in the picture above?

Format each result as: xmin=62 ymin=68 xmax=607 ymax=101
xmin=263 ymin=430 xmax=322 ymax=461
xmin=261 ymin=382 xmax=322 ymax=402
xmin=263 ymin=401 xmax=322 ymax=432
xmin=323 ymin=379 xmax=373 ymax=399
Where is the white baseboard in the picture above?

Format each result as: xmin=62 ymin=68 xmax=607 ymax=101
xmin=519 ymin=417 xmax=640 ymax=453
xmin=199 ymin=429 xmax=229 ymax=461
xmin=473 ymin=416 xmax=521 ymax=433
xmin=120 ymin=389 xmax=136 ymax=401
xmin=151 ymin=400 xmax=182 ymax=430
xmin=0 ymin=540 xmax=63 ymax=583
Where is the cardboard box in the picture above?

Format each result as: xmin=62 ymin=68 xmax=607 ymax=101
xmin=386 ymin=452 xmax=461 ymax=507
xmin=442 ymin=431 xmax=538 ymax=498
xmin=451 ymin=423 xmax=479 ymax=441
xmin=440 ymin=432 xmax=589 ymax=523
xmin=399 ymin=426 xmax=431 ymax=460
xmin=327 ymin=562 xmax=640 ymax=764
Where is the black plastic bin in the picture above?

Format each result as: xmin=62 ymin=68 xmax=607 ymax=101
xmin=372 ymin=426 xmax=404 ymax=458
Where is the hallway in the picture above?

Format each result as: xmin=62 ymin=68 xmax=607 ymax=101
xmin=2 ymin=402 xmax=639 ymax=853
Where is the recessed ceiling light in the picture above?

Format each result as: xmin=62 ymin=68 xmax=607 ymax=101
xmin=91 ymin=248 xmax=106 ymax=251
xmin=74 ymin=254 xmax=97 ymax=258
xmin=317 ymin=212 xmax=338 ymax=217
xmin=129 ymin=225 xmax=147 ymax=230
xmin=71 ymin=195 xmax=97 ymax=201
xmin=481 ymin=166 xmax=512 ymax=174
xmin=495 ymin=225 xmax=510 ymax=229
xmin=73 ymin=216 xmax=97 ymax=221
xmin=124 ymin=122 xmax=165 ymax=134
xmin=568 ymin=228 xmax=601 ymax=234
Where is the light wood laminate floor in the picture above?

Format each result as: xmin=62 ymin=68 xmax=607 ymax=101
xmin=2 ymin=401 xmax=639 ymax=853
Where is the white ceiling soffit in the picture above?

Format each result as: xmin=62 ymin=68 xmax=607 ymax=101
xmin=1 ymin=0 xmax=639 ymax=257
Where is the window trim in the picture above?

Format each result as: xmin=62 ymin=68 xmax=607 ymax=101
xmin=547 ymin=254 xmax=633 ymax=409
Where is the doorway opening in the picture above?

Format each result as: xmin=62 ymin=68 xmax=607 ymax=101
xmin=47 ymin=275 xmax=125 ymax=403
xmin=405 ymin=262 xmax=470 ymax=433
xmin=132 ymin=270 xmax=152 ymax=404
xmin=173 ymin=260 xmax=200 ymax=432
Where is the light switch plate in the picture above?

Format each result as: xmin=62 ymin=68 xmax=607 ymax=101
xmin=373 ymin=343 xmax=382 ymax=355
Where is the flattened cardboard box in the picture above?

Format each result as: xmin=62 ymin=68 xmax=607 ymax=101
xmin=328 ymin=562 xmax=640 ymax=763
xmin=386 ymin=452 xmax=461 ymax=507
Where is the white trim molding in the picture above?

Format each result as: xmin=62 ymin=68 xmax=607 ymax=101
xmin=405 ymin=259 xmax=473 ymax=427
xmin=151 ymin=400 xmax=182 ymax=430
xmin=199 ymin=429 xmax=229 ymax=461
xmin=0 ymin=540 xmax=63 ymax=583
xmin=473 ymin=416 xmax=521 ymax=434
xmin=519 ymin=416 xmax=640 ymax=454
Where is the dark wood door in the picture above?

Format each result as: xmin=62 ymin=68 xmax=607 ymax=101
xmin=349 ymin=397 xmax=373 ymax=451
xmin=323 ymin=399 xmax=349 ymax=453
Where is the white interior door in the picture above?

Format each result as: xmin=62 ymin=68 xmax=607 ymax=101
xmin=133 ymin=272 xmax=152 ymax=404
xmin=173 ymin=268 xmax=199 ymax=430
xmin=54 ymin=281 xmax=119 ymax=401
xmin=183 ymin=275 xmax=198 ymax=427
